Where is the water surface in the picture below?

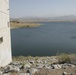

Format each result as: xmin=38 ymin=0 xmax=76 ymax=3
xmin=11 ymin=22 xmax=76 ymax=56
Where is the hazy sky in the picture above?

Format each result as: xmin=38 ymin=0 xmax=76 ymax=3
xmin=10 ymin=0 xmax=76 ymax=18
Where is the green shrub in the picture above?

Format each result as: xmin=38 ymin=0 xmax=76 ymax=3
xmin=57 ymin=53 xmax=70 ymax=64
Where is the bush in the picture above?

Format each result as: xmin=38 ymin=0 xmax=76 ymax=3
xmin=12 ymin=55 xmax=33 ymax=61
xmin=69 ymin=54 xmax=76 ymax=65
xmin=57 ymin=53 xmax=70 ymax=64
xmin=12 ymin=56 xmax=25 ymax=61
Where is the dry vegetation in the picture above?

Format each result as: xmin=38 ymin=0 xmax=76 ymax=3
xmin=12 ymin=56 xmax=33 ymax=61
xmin=12 ymin=54 xmax=76 ymax=75
xmin=10 ymin=67 xmax=76 ymax=75
xmin=34 ymin=54 xmax=76 ymax=75
xmin=34 ymin=67 xmax=76 ymax=75
xmin=10 ymin=21 xmax=41 ymax=29
xmin=57 ymin=53 xmax=76 ymax=64
xmin=13 ymin=54 xmax=76 ymax=65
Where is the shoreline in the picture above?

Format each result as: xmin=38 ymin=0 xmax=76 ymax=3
xmin=10 ymin=22 xmax=42 ymax=29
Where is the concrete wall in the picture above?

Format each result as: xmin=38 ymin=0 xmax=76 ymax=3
xmin=0 ymin=0 xmax=12 ymax=67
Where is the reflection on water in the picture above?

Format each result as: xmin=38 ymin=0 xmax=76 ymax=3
xmin=71 ymin=36 xmax=76 ymax=39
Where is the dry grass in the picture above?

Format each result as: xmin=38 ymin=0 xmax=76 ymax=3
xmin=10 ymin=22 xmax=41 ymax=29
xmin=10 ymin=73 xmax=18 ymax=75
xmin=12 ymin=54 xmax=76 ymax=75
xmin=12 ymin=56 xmax=33 ymax=62
xmin=34 ymin=67 xmax=76 ymax=75
xmin=57 ymin=53 xmax=70 ymax=64
xmin=9 ymin=67 xmax=76 ymax=75
xmin=57 ymin=53 xmax=76 ymax=64
xmin=69 ymin=54 xmax=76 ymax=65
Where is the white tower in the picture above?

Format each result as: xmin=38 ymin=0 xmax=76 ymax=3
xmin=0 ymin=0 xmax=12 ymax=67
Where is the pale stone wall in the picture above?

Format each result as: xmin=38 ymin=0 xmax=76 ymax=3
xmin=0 ymin=0 xmax=12 ymax=67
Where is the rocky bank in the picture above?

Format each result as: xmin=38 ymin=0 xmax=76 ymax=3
xmin=0 ymin=56 xmax=76 ymax=75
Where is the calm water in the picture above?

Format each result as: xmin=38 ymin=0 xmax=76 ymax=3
xmin=11 ymin=22 xmax=76 ymax=56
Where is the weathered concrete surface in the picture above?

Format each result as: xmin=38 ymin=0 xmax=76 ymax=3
xmin=0 ymin=0 xmax=12 ymax=67
xmin=0 ymin=28 xmax=12 ymax=67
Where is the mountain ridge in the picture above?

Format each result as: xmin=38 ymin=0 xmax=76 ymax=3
xmin=10 ymin=15 xmax=76 ymax=22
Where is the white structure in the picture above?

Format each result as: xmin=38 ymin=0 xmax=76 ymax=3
xmin=0 ymin=0 xmax=12 ymax=67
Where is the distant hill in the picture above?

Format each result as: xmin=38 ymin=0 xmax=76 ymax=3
xmin=10 ymin=15 xmax=76 ymax=22
xmin=51 ymin=15 xmax=76 ymax=21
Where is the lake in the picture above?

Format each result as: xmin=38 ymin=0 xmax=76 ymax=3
xmin=11 ymin=22 xmax=76 ymax=56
